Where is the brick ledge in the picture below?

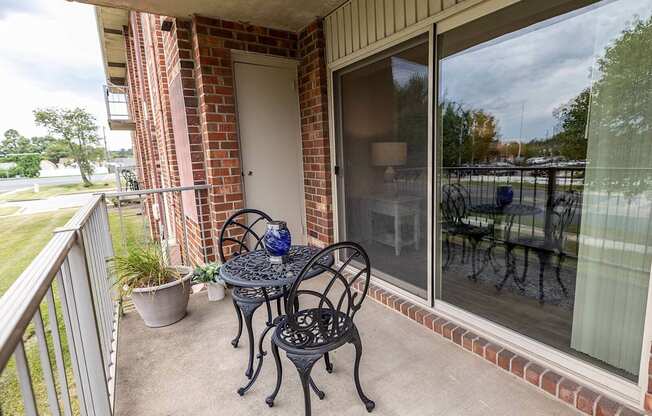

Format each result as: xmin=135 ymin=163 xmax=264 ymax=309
xmin=352 ymin=281 xmax=646 ymax=416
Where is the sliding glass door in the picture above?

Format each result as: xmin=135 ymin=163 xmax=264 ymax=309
xmin=335 ymin=35 xmax=430 ymax=298
xmin=436 ymin=0 xmax=652 ymax=380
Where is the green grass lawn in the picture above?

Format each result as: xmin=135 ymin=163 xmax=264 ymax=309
xmin=0 ymin=204 xmax=144 ymax=415
xmin=0 ymin=180 xmax=116 ymax=202
xmin=0 ymin=206 xmax=20 ymax=216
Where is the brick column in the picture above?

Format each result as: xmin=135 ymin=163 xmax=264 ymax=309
xmin=162 ymin=18 xmax=213 ymax=264
xmin=298 ymin=19 xmax=333 ymax=247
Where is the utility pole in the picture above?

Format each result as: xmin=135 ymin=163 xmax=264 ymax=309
xmin=102 ymin=126 xmax=111 ymax=163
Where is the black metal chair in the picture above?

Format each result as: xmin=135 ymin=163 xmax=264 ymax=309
xmin=218 ymin=209 xmax=285 ymax=379
xmin=498 ymin=191 xmax=580 ymax=302
xmin=121 ymin=169 xmax=139 ymax=191
xmin=266 ymin=242 xmax=375 ymax=416
xmin=440 ymin=183 xmax=495 ymax=279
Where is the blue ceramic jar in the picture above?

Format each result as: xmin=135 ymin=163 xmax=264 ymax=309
xmin=263 ymin=221 xmax=291 ymax=264
xmin=496 ymin=185 xmax=514 ymax=208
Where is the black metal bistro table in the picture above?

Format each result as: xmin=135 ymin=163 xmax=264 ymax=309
xmin=220 ymin=245 xmax=334 ymax=396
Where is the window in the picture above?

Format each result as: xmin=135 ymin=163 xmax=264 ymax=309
xmin=437 ymin=0 xmax=652 ymax=380
xmin=335 ymin=36 xmax=430 ymax=298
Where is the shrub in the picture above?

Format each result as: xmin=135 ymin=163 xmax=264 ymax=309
xmin=14 ymin=155 xmax=40 ymax=178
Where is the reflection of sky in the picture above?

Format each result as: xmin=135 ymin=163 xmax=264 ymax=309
xmin=392 ymin=56 xmax=427 ymax=86
xmin=440 ymin=0 xmax=652 ymax=142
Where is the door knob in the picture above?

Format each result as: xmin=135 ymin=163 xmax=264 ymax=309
xmin=247 ymin=171 xmax=253 ymax=176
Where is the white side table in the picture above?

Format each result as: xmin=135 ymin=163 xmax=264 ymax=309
xmin=364 ymin=194 xmax=423 ymax=256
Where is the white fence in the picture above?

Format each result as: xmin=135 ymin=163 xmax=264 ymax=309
xmin=0 ymin=195 xmax=118 ymax=416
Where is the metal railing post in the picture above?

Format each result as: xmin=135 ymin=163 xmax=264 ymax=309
xmin=63 ymin=237 xmax=112 ymax=416
xmin=544 ymin=167 xmax=557 ymax=241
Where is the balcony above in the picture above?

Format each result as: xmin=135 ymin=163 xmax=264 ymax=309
xmin=104 ymin=85 xmax=135 ymax=131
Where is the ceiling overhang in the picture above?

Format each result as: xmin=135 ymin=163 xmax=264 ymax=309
xmin=82 ymin=0 xmax=346 ymax=86
xmin=74 ymin=0 xmax=346 ymax=32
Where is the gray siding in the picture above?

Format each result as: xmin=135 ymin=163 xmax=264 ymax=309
xmin=325 ymin=0 xmax=464 ymax=64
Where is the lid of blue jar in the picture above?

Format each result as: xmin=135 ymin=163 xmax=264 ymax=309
xmin=267 ymin=220 xmax=287 ymax=231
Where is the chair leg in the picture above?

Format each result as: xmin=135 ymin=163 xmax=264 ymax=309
xmin=309 ymin=377 xmax=325 ymax=400
xmin=496 ymin=246 xmax=513 ymax=291
xmin=467 ymin=239 xmax=478 ymax=281
xmin=266 ymin=342 xmax=283 ymax=407
xmin=461 ymin=239 xmax=467 ymax=263
xmin=537 ymin=253 xmax=547 ymax=303
xmin=556 ymin=254 xmax=568 ymax=296
xmin=287 ymin=353 xmax=322 ymax=416
xmin=520 ymin=248 xmax=530 ymax=285
xmin=443 ymin=234 xmax=452 ymax=270
xmin=276 ymin=297 xmax=282 ymax=317
xmin=324 ymin=352 xmax=333 ymax=373
xmin=237 ymin=302 xmax=260 ymax=379
xmin=231 ymin=298 xmax=243 ymax=348
xmin=350 ymin=329 xmax=375 ymax=413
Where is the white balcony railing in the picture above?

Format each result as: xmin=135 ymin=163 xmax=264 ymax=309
xmin=0 ymin=195 xmax=118 ymax=416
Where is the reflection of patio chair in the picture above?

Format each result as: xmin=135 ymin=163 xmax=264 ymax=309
xmin=440 ymin=183 xmax=494 ymax=280
xmin=121 ymin=169 xmax=139 ymax=191
xmin=498 ymin=191 xmax=580 ymax=302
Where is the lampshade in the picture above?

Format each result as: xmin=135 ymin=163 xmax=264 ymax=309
xmin=371 ymin=142 xmax=407 ymax=167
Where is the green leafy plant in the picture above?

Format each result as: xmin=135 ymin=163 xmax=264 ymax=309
xmin=192 ymin=262 xmax=223 ymax=284
xmin=112 ymin=245 xmax=181 ymax=295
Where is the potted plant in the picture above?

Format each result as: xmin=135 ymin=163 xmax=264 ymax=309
xmin=192 ymin=262 xmax=225 ymax=301
xmin=113 ymin=245 xmax=192 ymax=328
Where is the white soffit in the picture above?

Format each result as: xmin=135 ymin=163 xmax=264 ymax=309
xmin=95 ymin=6 xmax=129 ymax=85
xmin=76 ymin=0 xmax=347 ymax=32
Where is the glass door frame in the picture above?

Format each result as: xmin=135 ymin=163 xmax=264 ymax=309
xmin=325 ymin=0 xmax=652 ymax=407
xmin=430 ymin=0 xmax=652 ymax=407
xmin=329 ymin=24 xmax=435 ymax=308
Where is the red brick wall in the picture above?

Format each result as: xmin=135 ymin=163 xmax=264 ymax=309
xmin=190 ymin=16 xmax=299 ymax=256
xmin=125 ymin=14 xmax=160 ymax=241
xmin=126 ymin=13 xmax=333 ymax=261
xmin=298 ymin=19 xmax=333 ymax=247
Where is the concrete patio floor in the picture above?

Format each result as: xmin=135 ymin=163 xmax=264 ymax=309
xmin=115 ymin=281 xmax=579 ymax=415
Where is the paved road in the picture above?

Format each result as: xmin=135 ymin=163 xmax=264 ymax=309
xmin=0 ymin=174 xmax=113 ymax=193
xmin=4 ymin=193 xmax=99 ymax=215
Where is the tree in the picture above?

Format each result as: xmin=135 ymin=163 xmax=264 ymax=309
xmin=551 ymin=88 xmax=590 ymax=161
xmin=43 ymin=140 xmax=70 ymax=164
xmin=395 ymin=74 xmax=428 ymax=166
xmin=34 ymin=107 xmax=100 ymax=186
xmin=0 ymin=129 xmax=34 ymax=155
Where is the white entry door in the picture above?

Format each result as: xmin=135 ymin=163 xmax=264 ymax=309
xmin=234 ymin=58 xmax=306 ymax=244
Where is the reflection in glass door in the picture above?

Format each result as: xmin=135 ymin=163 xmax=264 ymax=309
xmin=335 ymin=36 xmax=430 ymax=298
xmin=436 ymin=0 xmax=652 ymax=380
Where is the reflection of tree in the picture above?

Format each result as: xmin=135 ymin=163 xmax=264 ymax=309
xmin=395 ymin=74 xmax=428 ymax=166
xmin=585 ymin=16 xmax=652 ymax=197
xmin=439 ymin=100 xmax=499 ymax=167
xmin=523 ymin=90 xmax=589 ymax=161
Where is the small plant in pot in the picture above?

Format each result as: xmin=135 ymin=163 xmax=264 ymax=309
xmin=192 ymin=262 xmax=225 ymax=301
xmin=113 ymin=244 xmax=192 ymax=328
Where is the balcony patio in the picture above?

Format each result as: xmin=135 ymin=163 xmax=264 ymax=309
xmin=114 ymin=278 xmax=576 ymax=416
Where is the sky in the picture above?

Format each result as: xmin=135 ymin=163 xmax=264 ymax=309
xmin=439 ymin=0 xmax=652 ymax=142
xmin=0 ymin=0 xmax=132 ymax=150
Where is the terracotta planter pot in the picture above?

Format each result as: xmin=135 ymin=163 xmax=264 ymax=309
xmin=130 ymin=267 xmax=192 ymax=328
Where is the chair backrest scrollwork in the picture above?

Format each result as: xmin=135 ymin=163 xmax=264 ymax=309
xmin=441 ymin=183 xmax=470 ymax=224
xmin=284 ymin=242 xmax=371 ymax=343
xmin=218 ymin=208 xmax=272 ymax=263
